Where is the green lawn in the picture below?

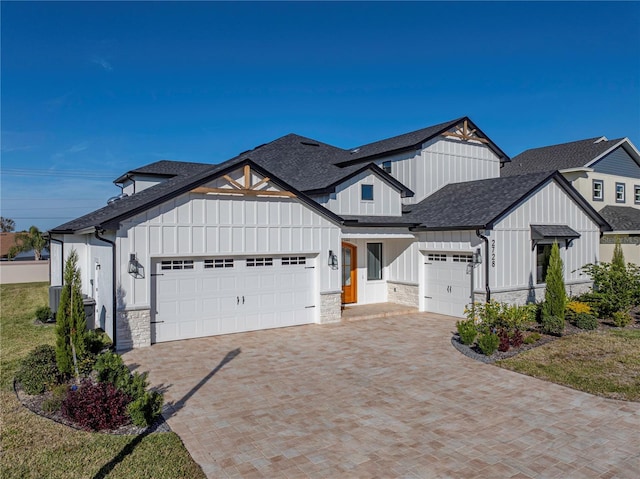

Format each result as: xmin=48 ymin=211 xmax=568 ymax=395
xmin=497 ymin=329 xmax=640 ymax=401
xmin=0 ymin=283 xmax=205 ymax=479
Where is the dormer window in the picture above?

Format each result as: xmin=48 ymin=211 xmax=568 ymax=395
xmin=382 ymin=161 xmax=392 ymax=174
xmin=361 ymin=184 xmax=374 ymax=201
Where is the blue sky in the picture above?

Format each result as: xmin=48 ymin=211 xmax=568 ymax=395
xmin=2 ymin=1 xmax=639 ymax=232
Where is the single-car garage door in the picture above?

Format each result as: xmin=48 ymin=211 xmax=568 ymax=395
xmin=424 ymin=252 xmax=471 ymax=318
xmin=151 ymin=255 xmax=315 ymax=343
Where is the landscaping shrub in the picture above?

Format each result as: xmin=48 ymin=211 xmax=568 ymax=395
xmin=94 ymin=351 xmax=131 ymax=386
xmin=42 ymin=383 xmax=69 ymax=413
xmin=566 ymin=301 xmax=592 ymax=323
xmin=573 ymin=312 xmax=598 ymax=331
xmin=524 ymin=332 xmax=541 ymax=345
xmin=85 ymin=329 xmax=112 ymax=355
xmin=127 ymin=390 xmax=164 ymax=427
xmin=477 ymin=333 xmax=499 ymax=356
xmin=56 ymin=250 xmax=87 ymax=377
xmin=498 ymin=328 xmax=510 ymax=352
xmin=466 ymin=301 xmax=502 ymax=334
xmin=582 ymin=240 xmax=640 ymax=318
xmin=15 ymin=345 xmax=61 ymax=395
xmin=498 ymin=303 xmax=536 ymax=333
xmin=61 ymin=379 xmax=131 ymax=431
xmin=35 ymin=305 xmax=52 ymax=322
xmin=612 ymin=311 xmax=633 ymax=328
xmin=456 ymin=319 xmax=477 ymax=345
xmin=541 ymin=315 xmax=565 ymax=336
xmin=94 ymin=350 xmax=163 ymax=426
xmin=510 ymin=329 xmax=524 ymax=348
xmin=542 ymin=242 xmax=566 ymax=322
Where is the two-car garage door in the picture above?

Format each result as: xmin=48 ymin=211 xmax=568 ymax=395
xmin=151 ymin=255 xmax=315 ymax=343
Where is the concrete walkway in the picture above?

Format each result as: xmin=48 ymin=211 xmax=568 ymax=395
xmin=124 ymin=314 xmax=640 ymax=478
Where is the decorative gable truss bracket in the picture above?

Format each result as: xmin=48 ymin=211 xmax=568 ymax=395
xmin=191 ymin=165 xmax=296 ymax=198
xmin=441 ymin=119 xmax=489 ymax=144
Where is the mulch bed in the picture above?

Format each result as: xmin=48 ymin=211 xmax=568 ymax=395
xmin=14 ymin=380 xmax=170 ymax=435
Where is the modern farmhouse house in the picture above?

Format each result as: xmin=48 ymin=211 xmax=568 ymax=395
xmin=502 ymin=136 xmax=640 ymax=263
xmin=49 ymin=117 xmax=609 ymax=350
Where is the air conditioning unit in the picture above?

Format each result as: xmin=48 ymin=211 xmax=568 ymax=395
xmin=49 ymin=286 xmax=63 ymax=316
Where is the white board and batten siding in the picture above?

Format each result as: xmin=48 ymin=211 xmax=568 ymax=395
xmin=491 ymin=181 xmax=601 ymax=293
xmin=51 ymin=233 xmax=115 ymax=335
xmin=378 ymin=137 xmax=502 ymax=205
xmin=312 ymin=170 xmax=403 ymax=217
xmin=116 ymin=186 xmax=342 ymax=312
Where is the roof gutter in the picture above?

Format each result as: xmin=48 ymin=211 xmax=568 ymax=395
xmin=476 ymin=229 xmax=491 ymax=302
xmin=94 ymin=227 xmax=117 ymax=350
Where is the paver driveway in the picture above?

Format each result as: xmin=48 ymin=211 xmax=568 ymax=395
xmin=124 ymin=314 xmax=640 ymax=478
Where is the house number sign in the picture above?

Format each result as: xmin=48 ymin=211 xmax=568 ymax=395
xmin=491 ymin=239 xmax=496 ymax=268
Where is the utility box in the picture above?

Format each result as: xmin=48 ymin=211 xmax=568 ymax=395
xmin=83 ymin=297 xmax=96 ymax=330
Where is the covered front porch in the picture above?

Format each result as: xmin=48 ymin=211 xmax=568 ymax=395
xmin=340 ymin=228 xmax=419 ymax=309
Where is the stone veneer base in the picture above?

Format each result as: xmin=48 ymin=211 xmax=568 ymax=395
xmin=319 ymin=292 xmax=342 ymax=324
xmin=116 ymin=308 xmax=151 ymax=350
xmin=387 ymin=282 xmax=419 ymax=308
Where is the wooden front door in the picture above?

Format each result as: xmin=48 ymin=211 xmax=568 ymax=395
xmin=341 ymin=242 xmax=357 ymax=304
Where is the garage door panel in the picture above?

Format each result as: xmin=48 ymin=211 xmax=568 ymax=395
xmin=424 ymin=253 xmax=470 ymax=318
xmin=153 ymin=257 xmax=315 ymax=343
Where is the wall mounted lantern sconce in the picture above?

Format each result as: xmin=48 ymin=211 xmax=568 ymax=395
xmin=128 ymin=253 xmax=144 ymax=278
xmin=472 ymin=248 xmax=482 ymax=265
xmin=328 ymin=250 xmax=339 ymax=269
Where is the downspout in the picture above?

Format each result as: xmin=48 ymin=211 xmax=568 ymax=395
xmin=48 ymin=235 xmax=64 ymax=285
xmin=476 ymin=229 xmax=491 ymax=302
xmin=94 ymin=227 xmax=117 ymax=350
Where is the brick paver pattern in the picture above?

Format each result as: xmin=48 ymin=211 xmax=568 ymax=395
xmin=124 ymin=313 xmax=640 ymax=478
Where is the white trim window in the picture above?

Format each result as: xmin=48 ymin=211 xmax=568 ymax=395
xmin=366 ymin=243 xmax=382 ymax=280
xmin=616 ymin=182 xmax=625 ymax=203
xmin=635 ymin=185 xmax=640 ymax=205
xmin=592 ymin=179 xmax=603 ymax=201
xmin=382 ymin=161 xmax=392 ymax=174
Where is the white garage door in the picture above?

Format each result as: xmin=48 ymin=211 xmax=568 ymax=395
xmin=151 ymin=256 xmax=315 ymax=343
xmin=424 ymin=252 xmax=471 ymax=318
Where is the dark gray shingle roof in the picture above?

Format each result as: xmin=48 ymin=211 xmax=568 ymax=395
xmin=599 ymin=206 xmax=640 ymax=232
xmin=502 ymin=137 xmax=624 ymax=176
xmin=338 ymin=116 xmax=509 ymax=165
xmin=531 ymin=224 xmax=580 ymax=240
xmin=406 ymin=172 xmax=558 ymax=229
xmin=114 ymin=160 xmax=211 ymax=183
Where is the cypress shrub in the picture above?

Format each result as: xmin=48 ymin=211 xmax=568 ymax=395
xmin=55 ymin=250 xmax=87 ymax=377
xmin=542 ymin=242 xmax=566 ymax=332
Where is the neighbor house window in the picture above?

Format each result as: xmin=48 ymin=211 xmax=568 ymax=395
xmin=592 ymin=180 xmax=603 ymax=201
xmin=367 ymin=243 xmax=382 ymax=280
xmin=382 ymin=161 xmax=392 ymax=174
xmin=635 ymin=185 xmax=640 ymax=205
xmin=361 ymin=184 xmax=374 ymax=201
xmin=616 ymin=182 xmax=625 ymax=203
xmin=536 ymin=244 xmax=553 ymax=284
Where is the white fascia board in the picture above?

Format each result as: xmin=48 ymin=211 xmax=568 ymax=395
xmin=558 ymin=167 xmax=593 ymax=174
xmin=341 ymin=231 xmax=416 ymax=239
xmin=603 ymin=230 xmax=640 ymax=235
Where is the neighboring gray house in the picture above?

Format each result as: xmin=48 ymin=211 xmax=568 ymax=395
xmin=49 ymin=117 xmax=609 ymax=350
xmin=502 ymin=136 xmax=640 ymax=263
